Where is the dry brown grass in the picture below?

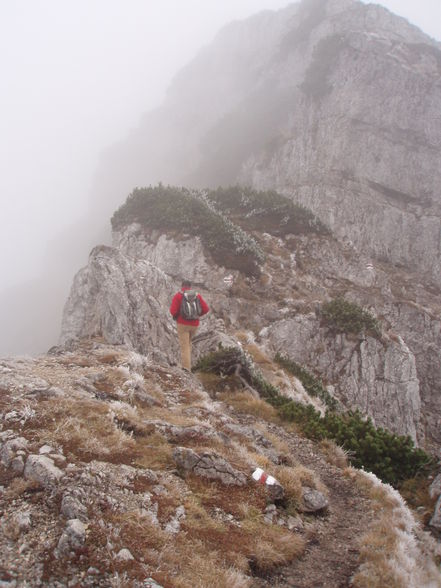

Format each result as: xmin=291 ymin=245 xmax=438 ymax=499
xmin=349 ymin=468 xmax=441 ymax=588
xmin=320 ymin=439 xmax=350 ymax=469
xmin=131 ymin=432 xmax=174 ymax=470
xmin=97 ymin=353 xmax=123 ymax=365
xmin=219 ymin=390 xmax=278 ymax=422
xmin=4 ymin=477 xmax=42 ymax=499
xmin=278 ymin=464 xmax=326 ymax=494
xmin=242 ymin=343 xmax=273 ymax=367
xmin=255 ymin=425 xmax=295 ymax=465
xmin=242 ymin=517 xmax=305 ymax=573
xmin=171 ymin=545 xmax=251 ymax=588
xmin=29 ymin=397 xmax=137 ymax=461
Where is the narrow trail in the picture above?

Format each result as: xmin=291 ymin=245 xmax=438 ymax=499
xmin=250 ymin=423 xmax=373 ymax=588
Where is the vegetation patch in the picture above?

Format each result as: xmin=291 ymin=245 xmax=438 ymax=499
xmin=207 ymin=186 xmax=328 ymax=236
xmin=321 ymin=297 xmax=382 ymax=338
xmin=111 ymin=184 xmax=264 ymax=276
xmin=195 ymin=347 xmax=435 ymax=487
xmin=274 ymin=352 xmax=339 ymax=410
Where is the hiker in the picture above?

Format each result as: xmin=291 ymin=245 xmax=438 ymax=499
xmin=169 ymin=280 xmax=209 ymax=371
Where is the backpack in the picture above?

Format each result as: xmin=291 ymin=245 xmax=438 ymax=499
xmin=179 ymin=290 xmax=202 ymax=320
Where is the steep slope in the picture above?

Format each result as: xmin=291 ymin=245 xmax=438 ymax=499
xmin=92 ymin=0 xmax=441 ymax=287
xmin=1 ymin=340 xmax=440 ymax=587
xmin=61 ymin=186 xmax=441 ymax=454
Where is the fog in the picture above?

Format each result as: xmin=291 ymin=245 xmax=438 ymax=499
xmin=0 ymin=0 xmax=440 ymax=356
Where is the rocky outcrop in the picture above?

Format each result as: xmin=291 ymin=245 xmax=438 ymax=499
xmin=93 ymin=0 xmax=441 ymax=288
xmin=60 ymin=244 xmax=177 ymax=364
xmin=265 ymin=314 xmax=421 ymax=441
xmin=59 ymin=220 xmax=441 ymax=448
xmin=172 ymin=446 xmax=247 ymax=486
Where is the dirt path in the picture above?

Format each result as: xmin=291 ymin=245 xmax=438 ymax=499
xmin=252 ymin=424 xmax=373 ymax=588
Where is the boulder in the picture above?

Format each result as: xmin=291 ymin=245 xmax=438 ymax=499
xmin=429 ymin=474 xmax=441 ymax=500
xmin=24 ymin=455 xmax=64 ymax=487
xmin=301 ymin=486 xmax=329 ymax=513
xmin=173 ymin=447 xmax=246 ymax=486
xmin=429 ymin=496 xmax=441 ymax=531
xmin=55 ymin=519 xmax=86 ymax=558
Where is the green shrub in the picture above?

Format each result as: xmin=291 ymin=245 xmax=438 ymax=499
xmin=274 ymin=353 xmax=338 ymax=410
xmin=321 ymin=298 xmax=381 ymax=338
xmin=111 ymin=185 xmax=264 ymax=276
xmin=195 ymin=347 xmax=435 ymax=487
xmin=207 ymin=186 xmax=328 ymax=236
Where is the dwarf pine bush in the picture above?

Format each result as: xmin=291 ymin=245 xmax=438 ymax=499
xmin=321 ymin=297 xmax=381 ymax=338
xmin=207 ymin=186 xmax=328 ymax=236
xmin=195 ymin=347 xmax=434 ymax=487
xmin=274 ymin=352 xmax=339 ymax=410
xmin=111 ymin=185 xmax=264 ymax=276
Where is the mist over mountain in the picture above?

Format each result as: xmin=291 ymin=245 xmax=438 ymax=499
xmin=1 ymin=2 xmax=441 ymax=584
xmin=93 ymin=0 xmax=441 ymax=286
xmin=62 ymin=0 xmax=441 ymax=454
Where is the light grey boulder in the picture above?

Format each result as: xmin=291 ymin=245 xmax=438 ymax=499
xmin=429 ymin=474 xmax=441 ymax=500
xmin=10 ymin=456 xmax=25 ymax=475
xmin=55 ymin=519 xmax=86 ymax=558
xmin=38 ymin=445 xmax=55 ymax=455
xmin=429 ymin=496 xmax=441 ymax=531
xmin=115 ymin=548 xmax=134 ymax=561
xmin=173 ymin=446 xmax=246 ymax=486
xmin=60 ymin=494 xmax=88 ymax=521
xmin=24 ymin=455 xmax=64 ymax=486
xmin=164 ymin=505 xmax=186 ymax=534
xmin=0 ymin=437 xmax=28 ymax=468
xmin=14 ymin=512 xmax=32 ymax=534
xmin=301 ymin=487 xmax=329 ymax=513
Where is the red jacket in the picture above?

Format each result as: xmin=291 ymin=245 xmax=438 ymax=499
xmin=169 ymin=287 xmax=209 ymax=326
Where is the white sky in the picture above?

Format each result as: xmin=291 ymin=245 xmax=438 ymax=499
xmin=0 ymin=0 xmax=440 ymax=289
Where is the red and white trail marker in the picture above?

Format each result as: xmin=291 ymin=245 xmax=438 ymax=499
xmin=252 ymin=467 xmax=278 ymax=486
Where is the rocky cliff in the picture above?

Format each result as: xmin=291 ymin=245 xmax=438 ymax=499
xmin=61 ymin=186 xmax=441 ymax=456
xmin=93 ymin=0 xmax=441 ymax=288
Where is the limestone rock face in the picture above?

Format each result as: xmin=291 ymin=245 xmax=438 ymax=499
xmin=60 ymin=243 xmax=179 ymax=364
xmin=59 ymin=220 xmax=440 ymax=449
xmin=94 ymin=0 xmax=441 ymax=288
xmin=265 ymin=315 xmax=421 ymax=441
xmin=59 ymin=0 xmax=441 ymax=453
xmin=60 ymin=228 xmax=237 ymax=366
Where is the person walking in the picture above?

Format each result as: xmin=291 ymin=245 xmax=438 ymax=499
xmin=169 ymin=280 xmax=209 ymax=371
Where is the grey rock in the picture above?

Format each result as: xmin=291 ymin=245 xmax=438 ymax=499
xmin=38 ymin=445 xmax=54 ymax=455
xmin=172 ymin=446 xmax=246 ymax=486
xmin=10 ymin=455 xmax=25 ymax=475
xmin=164 ymin=505 xmax=186 ymax=534
xmin=264 ymin=504 xmax=277 ymax=524
xmin=429 ymin=474 xmax=441 ymax=500
xmin=287 ymin=515 xmax=304 ymax=531
xmin=267 ymin=315 xmax=421 ymax=441
xmin=429 ymin=496 xmax=441 ymax=531
xmin=301 ymin=487 xmax=329 ymax=513
xmin=0 ymin=437 xmax=28 ymax=468
xmin=61 ymin=494 xmax=88 ymax=521
xmin=266 ymin=480 xmax=285 ymax=503
xmin=163 ymin=424 xmax=217 ymax=444
xmin=115 ymin=548 xmax=134 ymax=561
xmin=14 ymin=512 xmax=32 ymax=533
xmin=56 ymin=519 xmax=86 ymax=557
xmin=24 ymin=455 xmax=64 ymax=487
xmin=144 ymin=579 xmax=164 ymax=588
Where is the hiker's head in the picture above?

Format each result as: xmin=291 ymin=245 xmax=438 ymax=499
xmin=181 ymin=279 xmax=192 ymax=289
